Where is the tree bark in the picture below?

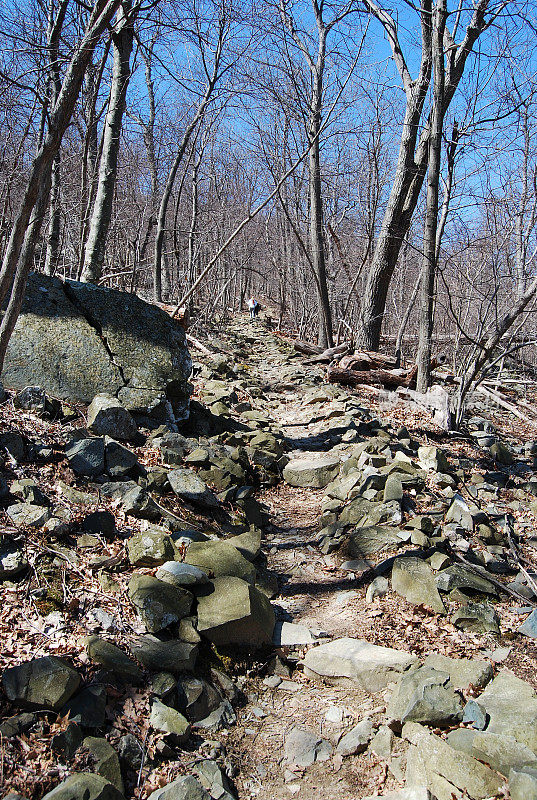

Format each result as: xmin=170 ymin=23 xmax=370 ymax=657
xmin=81 ymin=1 xmax=134 ymax=283
xmin=416 ymin=0 xmax=446 ymax=392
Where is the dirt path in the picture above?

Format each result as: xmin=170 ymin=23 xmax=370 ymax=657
xmin=217 ymin=321 xmax=407 ymax=799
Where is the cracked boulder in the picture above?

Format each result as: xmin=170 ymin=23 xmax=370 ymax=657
xmin=2 ymin=272 xmax=192 ymax=421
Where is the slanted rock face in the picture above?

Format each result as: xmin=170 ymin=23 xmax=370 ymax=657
xmin=3 ymin=273 xmax=192 ymax=420
xmin=196 ymin=576 xmax=275 ymax=646
xmin=2 ymin=656 xmax=81 ymax=710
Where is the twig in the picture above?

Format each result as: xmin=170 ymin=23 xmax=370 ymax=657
xmin=505 ymin=517 xmax=537 ymax=598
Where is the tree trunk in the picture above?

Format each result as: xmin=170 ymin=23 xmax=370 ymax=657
xmin=416 ymin=0 xmax=446 ymax=392
xmin=358 ymin=0 xmax=494 ymax=350
xmin=81 ymin=1 xmax=134 ymax=284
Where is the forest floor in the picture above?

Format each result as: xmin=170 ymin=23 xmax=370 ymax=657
xmin=2 ymin=312 xmax=537 ymax=800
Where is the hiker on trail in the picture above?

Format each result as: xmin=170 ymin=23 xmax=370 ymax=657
xmin=247 ymin=297 xmax=259 ymax=320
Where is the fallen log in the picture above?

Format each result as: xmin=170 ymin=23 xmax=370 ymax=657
xmin=340 ymin=351 xmax=397 ymax=371
xmin=327 ymin=364 xmax=419 ymax=389
xmin=305 ymin=342 xmax=351 ymax=363
xmin=293 ymin=339 xmax=323 ymax=355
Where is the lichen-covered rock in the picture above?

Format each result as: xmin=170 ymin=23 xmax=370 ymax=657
xmin=127 ymin=528 xmax=177 ymax=567
xmin=129 ymin=635 xmax=198 ymax=673
xmin=128 ymin=575 xmax=192 ymax=632
xmin=3 ymin=272 xmax=192 ymax=421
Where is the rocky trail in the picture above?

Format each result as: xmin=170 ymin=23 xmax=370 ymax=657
xmin=3 ymin=302 xmax=537 ymax=800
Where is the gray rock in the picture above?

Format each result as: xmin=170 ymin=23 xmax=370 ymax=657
xmin=66 ymin=438 xmax=106 ymax=477
xmin=435 ymin=565 xmax=496 ymax=596
xmin=147 ymin=776 xmax=210 ymax=800
xmin=518 ymin=609 xmax=537 ymax=637
xmin=168 ymin=469 xmax=219 ymax=507
xmin=272 ymin=621 xmax=317 ymax=646
xmin=87 ymin=394 xmax=137 ymax=441
xmin=283 ymin=454 xmax=340 ymax=488
xmin=476 ymin=671 xmax=537 ymax=751
xmin=423 ymin=654 xmax=493 ymax=690
xmin=365 ymin=576 xmax=389 ymax=602
xmin=469 ymin=731 xmax=537 ymax=775
xmin=0 ymin=712 xmax=38 ymax=738
xmin=84 ymin=636 xmax=142 ymax=682
xmin=184 ymin=541 xmax=256 ymax=583
xmin=117 ymin=734 xmax=143 ymax=771
xmin=463 ymin=700 xmax=488 ymax=730
xmin=225 ymin=528 xmax=262 ymax=561
xmin=62 ymin=684 xmax=107 ymax=728
xmin=369 ymin=725 xmax=393 ymax=759
xmin=445 ymin=494 xmax=474 ymax=531
xmin=10 ymin=478 xmax=49 ymax=506
xmin=510 ymin=766 xmax=537 ymax=800
xmin=490 ymin=440 xmax=514 ymax=465
xmin=82 ymin=511 xmax=116 ymax=539
xmin=81 ymin=737 xmax=124 ymax=793
xmin=193 ymin=760 xmax=235 ymax=800
xmin=127 ymin=528 xmax=177 ymax=567
xmin=346 ymin=525 xmax=403 ymax=557
xmin=452 ymin=602 xmax=500 ymax=634
xmin=2 ymin=656 xmax=80 ymax=710
xmin=129 ymin=635 xmax=198 ymax=673
xmin=128 ymin=575 xmax=192 ymax=632
xmin=3 ymin=272 xmax=192 ymax=419
xmin=384 ymin=474 xmax=403 ymax=502
xmin=156 ymin=562 xmax=209 ymax=587
xmin=40 ymin=774 xmax=125 ymax=800
xmin=301 ymin=637 xmax=417 ymax=691
xmin=404 ymin=721 xmax=502 ymax=800
xmin=0 ymin=538 xmax=27 ymax=579
xmin=418 ymin=445 xmax=450 ymax=473
xmin=386 ymin=666 xmax=463 ymax=728
xmin=7 ymin=503 xmax=51 ymax=528
xmin=150 ymin=699 xmax=190 ymax=742
xmin=177 ymin=676 xmax=222 ymax=723
xmin=196 ymin=576 xmax=275 ymax=647
xmin=336 ymin=718 xmax=373 ymax=756
xmin=99 ymin=481 xmax=160 ymax=520
xmin=104 ymin=438 xmax=139 ymax=478
xmin=392 ymin=557 xmax=445 ymax=613
xmin=284 ymin=726 xmax=332 ymax=767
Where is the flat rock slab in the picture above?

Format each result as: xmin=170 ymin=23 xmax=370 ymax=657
xmin=301 ymin=637 xmax=417 ymax=692
xmin=283 ymin=454 xmax=340 ymax=488
xmin=148 ymin=776 xmax=210 ymax=800
xmin=392 ymin=557 xmax=445 ymax=613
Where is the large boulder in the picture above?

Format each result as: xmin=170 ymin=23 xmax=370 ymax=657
xmin=196 ymin=576 xmax=275 ymax=646
xmin=3 ymin=273 xmax=192 ymax=420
